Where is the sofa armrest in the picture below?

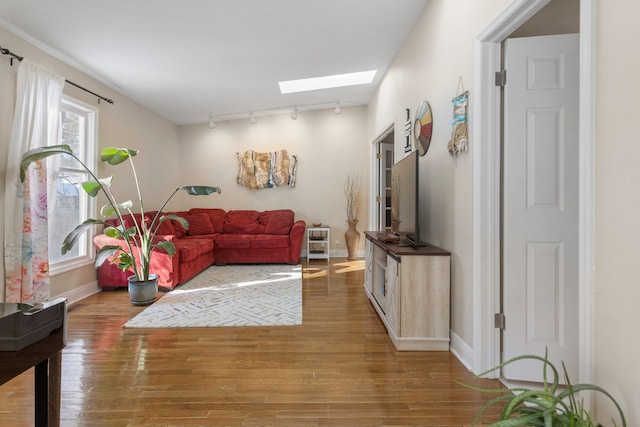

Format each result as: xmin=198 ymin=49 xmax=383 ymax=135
xmin=288 ymin=220 xmax=306 ymax=263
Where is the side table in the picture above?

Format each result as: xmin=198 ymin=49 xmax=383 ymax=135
xmin=307 ymin=226 xmax=330 ymax=260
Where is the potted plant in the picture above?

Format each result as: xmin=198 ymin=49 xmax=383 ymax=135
xmin=20 ymin=145 xmax=221 ymax=305
xmin=457 ymin=350 xmax=626 ymax=426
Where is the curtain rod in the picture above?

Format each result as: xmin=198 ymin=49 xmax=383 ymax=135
xmin=1 ymin=44 xmax=114 ymax=104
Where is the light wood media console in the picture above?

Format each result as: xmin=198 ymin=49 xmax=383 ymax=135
xmin=364 ymin=231 xmax=451 ymax=351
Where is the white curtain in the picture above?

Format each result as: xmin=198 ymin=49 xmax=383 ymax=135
xmin=4 ymin=59 xmax=65 ymax=303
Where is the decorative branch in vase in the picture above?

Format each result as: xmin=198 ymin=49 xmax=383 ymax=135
xmin=344 ymin=172 xmax=361 ymax=260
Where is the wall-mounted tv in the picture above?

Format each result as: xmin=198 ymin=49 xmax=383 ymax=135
xmin=391 ymin=150 xmax=422 ymax=247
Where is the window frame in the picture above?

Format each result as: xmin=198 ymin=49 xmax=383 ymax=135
xmin=49 ymin=95 xmax=98 ymax=276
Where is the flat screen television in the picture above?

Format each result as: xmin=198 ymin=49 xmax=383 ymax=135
xmin=391 ymin=150 xmax=422 ymax=247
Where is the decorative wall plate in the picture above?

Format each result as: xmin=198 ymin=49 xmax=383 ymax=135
xmin=414 ymin=100 xmax=433 ymax=156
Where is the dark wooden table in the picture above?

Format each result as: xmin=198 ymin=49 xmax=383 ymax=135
xmin=0 ymin=301 xmax=67 ymax=427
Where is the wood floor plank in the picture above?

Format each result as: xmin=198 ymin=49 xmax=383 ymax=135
xmin=0 ymin=258 xmax=503 ymax=426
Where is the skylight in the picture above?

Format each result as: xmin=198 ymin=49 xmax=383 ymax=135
xmin=278 ymin=70 xmax=377 ymax=94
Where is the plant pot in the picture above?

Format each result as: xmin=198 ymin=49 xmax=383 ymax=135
xmin=345 ymin=220 xmax=360 ymax=260
xmin=127 ymin=274 xmax=158 ymax=306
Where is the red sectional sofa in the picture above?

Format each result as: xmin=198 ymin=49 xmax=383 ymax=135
xmin=94 ymin=208 xmax=306 ymax=290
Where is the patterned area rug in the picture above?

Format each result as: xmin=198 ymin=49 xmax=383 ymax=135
xmin=124 ymin=264 xmax=302 ymax=328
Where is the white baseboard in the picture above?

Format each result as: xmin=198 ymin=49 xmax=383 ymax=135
xmin=304 ymin=249 xmax=364 ymax=259
xmin=450 ymin=330 xmax=474 ymax=372
xmin=57 ymin=281 xmax=101 ymax=305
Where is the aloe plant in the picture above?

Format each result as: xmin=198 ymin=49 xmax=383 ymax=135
xmin=20 ymin=145 xmax=220 ymax=282
xmin=457 ymin=350 xmax=626 ymax=427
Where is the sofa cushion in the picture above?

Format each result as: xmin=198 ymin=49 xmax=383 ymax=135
xmin=260 ymin=209 xmax=294 ymax=235
xmin=213 ymin=234 xmax=251 ymax=249
xmin=185 ymin=213 xmax=215 ymax=235
xmin=223 ymin=210 xmax=260 ymax=234
xmin=189 ymin=208 xmax=226 ymax=232
xmin=250 ymin=234 xmax=289 ymax=249
xmin=176 ymin=238 xmax=214 ymax=263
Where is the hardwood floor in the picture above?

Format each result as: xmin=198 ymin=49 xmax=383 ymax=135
xmin=0 ymin=258 xmax=503 ymax=426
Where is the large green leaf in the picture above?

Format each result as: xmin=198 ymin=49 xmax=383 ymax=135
xmin=61 ymin=219 xmax=104 ymax=254
xmin=100 ymin=147 xmax=138 ymax=165
xmin=80 ymin=176 xmax=112 ymax=197
xmin=95 ymin=245 xmax=122 ymax=268
xmin=101 ymin=200 xmax=133 ymax=218
xmin=20 ymin=145 xmax=73 ymax=182
xmin=115 ymin=252 xmax=134 ymax=271
xmin=154 ymin=240 xmax=176 ymax=256
xmin=180 ymin=185 xmax=221 ymax=196
xmin=103 ymin=226 xmax=125 ymax=239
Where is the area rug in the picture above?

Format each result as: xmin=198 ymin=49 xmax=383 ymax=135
xmin=124 ymin=264 xmax=302 ymax=328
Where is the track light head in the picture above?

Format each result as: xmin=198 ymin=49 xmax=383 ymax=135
xmin=334 ymin=102 xmax=341 ymax=114
xmin=291 ymin=108 xmax=298 ymax=120
xmin=208 ymin=116 xmax=216 ymax=129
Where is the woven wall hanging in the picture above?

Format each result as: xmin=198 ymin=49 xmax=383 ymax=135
xmin=236 ymin=149 xmax=298 ymax=189
xmin=448 ymin=77 xmax=470 ymax=157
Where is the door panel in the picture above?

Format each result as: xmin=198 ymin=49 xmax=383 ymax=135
xmin=503 ymin=34 xmax=579 ymax=382
xmin=378 ymin=142 xmax=394 ymax=231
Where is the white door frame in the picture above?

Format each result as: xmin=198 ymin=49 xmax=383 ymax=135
xmin=369 ymin=122 xmax=395 ymax=231
xmin=471 ymin=0 xmax=595 ymax=388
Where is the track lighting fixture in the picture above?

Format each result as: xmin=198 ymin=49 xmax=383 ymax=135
xmin=209 ymin=101 xmax=345 ymax=124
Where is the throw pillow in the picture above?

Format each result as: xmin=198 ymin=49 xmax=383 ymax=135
xmin=185 ymin=213 xmax=215 ymax=235
xmin=189 ymin=208 xmax=226 ymax=232
xmin=262 ymin=209 xmax=294 ymax=235
xmin=170 ymin=211 xmax=190 ymax=238
xmin=154 ymin=217 xmax=176 ymax=235
xmin=223 ymin=210 xmax=260 ymax=234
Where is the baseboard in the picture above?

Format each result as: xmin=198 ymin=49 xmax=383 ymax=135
xmin=305 ymin=249 xmax=365 ymax=259
xmin=57 ymin=280 xmax=101 ymax=305
xmin=450 ymin=330 xmax=474 ymax=372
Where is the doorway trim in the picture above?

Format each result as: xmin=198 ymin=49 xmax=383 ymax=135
xmin=471 ymin=0 xmax=595 ymax=388
xmin=369 ymin=122 xmax=395 ymax=231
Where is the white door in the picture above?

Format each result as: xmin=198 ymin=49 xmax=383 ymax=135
xmin=502 ymin=34 xmax=579 ymax=382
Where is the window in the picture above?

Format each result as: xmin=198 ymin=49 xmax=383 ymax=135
xmin=48 ymin=96 xmax=98 ymax=274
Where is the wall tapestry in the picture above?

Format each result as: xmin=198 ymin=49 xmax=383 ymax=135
xmin=448 ymin=77 xmax=470 ymax=158
xmin=236 ymin=149 xmax=298 ymax=189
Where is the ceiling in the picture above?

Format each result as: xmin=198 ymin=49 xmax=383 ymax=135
xmin=0 ymin=0 xmax=428 ymax=125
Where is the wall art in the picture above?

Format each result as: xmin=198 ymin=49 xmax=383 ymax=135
xmin=414 ymin=100 xmax=433 ymax=156
xmin=448 ymin=77 xmax=469 ymax=157
xmin=236 ymin=149 xmax=298 ymax=189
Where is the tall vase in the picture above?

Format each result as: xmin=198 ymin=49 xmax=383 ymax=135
xmin=345 ymin=220 xmax=361 ymax=260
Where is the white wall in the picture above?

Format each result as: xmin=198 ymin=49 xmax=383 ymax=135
xmin=0 ymin=27 xmax=181 ymax=301
xmin=178 ymin=107 xmax=369 ymax=255
xmin=370 ymin=0 xmax=640 ymax=424
xmin=594 ymin=1 xmax=640 ymax=423
xmin=367 ymin=0 xmax=510 ymax=359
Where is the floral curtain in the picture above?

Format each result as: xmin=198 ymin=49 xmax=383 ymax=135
xmin=4 ymin=59 xmax=65 ymax=303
